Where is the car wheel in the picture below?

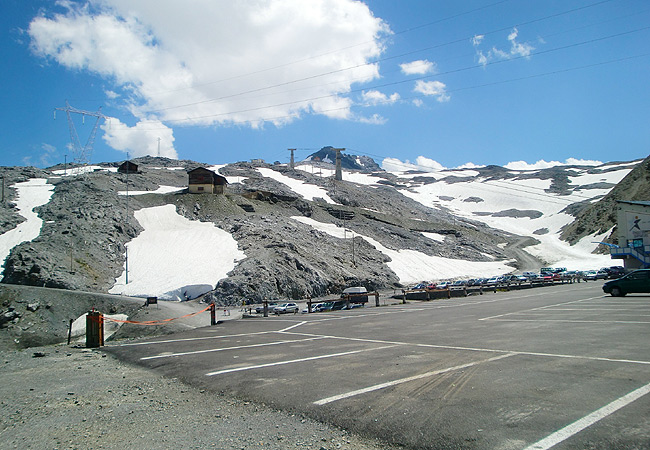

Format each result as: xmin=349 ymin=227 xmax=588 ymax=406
xmin=611 ymin=287 xmax=625 ymax=297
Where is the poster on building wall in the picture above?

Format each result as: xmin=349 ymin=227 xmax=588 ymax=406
xmin=626 ymin=212 xmax=650 ymax=245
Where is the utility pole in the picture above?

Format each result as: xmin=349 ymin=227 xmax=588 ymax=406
xmin=289 ymin=148 xmax=295 ymax=170
xmin=64 ymin=154 xmax=67 ymax=176
xmin=125 ymin=152 xmax=130 ymax=285
xmin=334 ymin=148 xmax=344 ymax=181
xmin=1 ymin=176 xmax=4 ymax=203
xmin=157 ymin=137 xmax=161 ymax=157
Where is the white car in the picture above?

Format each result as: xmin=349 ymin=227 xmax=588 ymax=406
xmin=273 ymin=303 xmax=299 ymax=314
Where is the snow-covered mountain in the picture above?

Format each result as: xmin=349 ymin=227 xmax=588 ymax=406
xmin=0 ymin=155 xmax=645 ymax=304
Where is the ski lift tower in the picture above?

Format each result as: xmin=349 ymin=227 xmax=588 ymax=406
xmin=55 ymin=100 xmax=108 ymax=166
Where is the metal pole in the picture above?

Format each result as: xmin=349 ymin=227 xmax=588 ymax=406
xmin=64 ymin=154 xmax=67 ymax=176
xmin=125 ymin=154 xmax=129 ymax=285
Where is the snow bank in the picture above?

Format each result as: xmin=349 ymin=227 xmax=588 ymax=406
xmin=118 ymin=186 xmax=185 ymax=196
xmin=109 ymin=205 xmax=246 ymax=300
xmin=51 ymin=166 xmax=116 ymax=176
xmin=257 ymin=168 xmax=335 ymax=203
xmin=292 ymin=216 xmax=513 ymax=284
xmin=0 ymin=178 xmax=54 ymax=275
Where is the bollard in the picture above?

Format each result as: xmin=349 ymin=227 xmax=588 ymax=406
xmin=263 ymin=301 xmax=269 ymax=317
xmin=210 ymin=303 xmax=216 ymax=325
xmin=67 ymin=318 xmax=73 ymax=345
xmin=86 ymin=310 xmax=104 ymax=348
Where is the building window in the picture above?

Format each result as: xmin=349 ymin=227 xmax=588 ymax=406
xmin=198 ymin=186 xmax=204 ymax=192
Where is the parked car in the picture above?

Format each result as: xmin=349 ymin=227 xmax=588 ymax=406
xmin=255 ymin=303 xmax=278 ymax=314
xmin=273 ymin=303 xmax=299 ymax=314
xmin=484 ymin=277 xmax=500 ymax=286
xmin=584 ymin=270 xmax=608 ymax=281
xmin=342 ymin=286 xmax=368 ymax=303
xmin=602 ymin=269 xmax=650 ymax=296
xmin=436 ymin=281 xmax=450 ymax=289
xmin=302 ymin=302 xmax=324 ymax=313
xmin=602 ymin=266 xmax=626 ymax=279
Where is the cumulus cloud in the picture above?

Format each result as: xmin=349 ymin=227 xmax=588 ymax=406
xmin=505 ymin=158 xmax=603 ymax=170
xmin=101 ymin=118 xmax=177 ymax=159
xmin=474 ymin=27 xmax=535 ymax=67
xmin=357 ymin=114 xmax=387 ymax=125
xmin=414 ymin=80 xmax=450 ymax=102
xmin=381 ymin=156 xmax=446 ymax=172
xmin=399 ymin=60 xmax=436 ymax=75
xmin=361 ymin=90 xmax=400 ymax=105
xmin=28 ymin=0 xmax=389 ymax=155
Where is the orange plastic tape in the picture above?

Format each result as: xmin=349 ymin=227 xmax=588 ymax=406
xmin=99 ymin=304 xmax=212 ymax=326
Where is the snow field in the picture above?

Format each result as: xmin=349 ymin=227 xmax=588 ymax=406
xmin=109 ymin=204 xmax=246 ymax=300
xmin=292 ymin=216 xmax=513 ymax=284
xmin=0 ymin=179 xmax=54 ymax=275
xmin=257 ymin=167 xmax=335 ymax=203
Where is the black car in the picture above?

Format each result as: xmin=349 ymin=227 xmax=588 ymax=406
xmin=602 ymin=266 xmax=626 ymax=279
xmin=602 ymin=269 xmax=650 ymax=297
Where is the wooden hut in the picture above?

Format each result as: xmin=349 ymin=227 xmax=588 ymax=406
xmin=187 ymin=167 xmax=227 ymax=194
xmin=118 ymin=161 xmax=139 ymax=174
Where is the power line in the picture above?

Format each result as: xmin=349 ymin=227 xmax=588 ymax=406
xmin=107 ymin=49 xmax=648 ymax=133
xmin=125 ymin=25 xmax=649 ymax=128
xmin=142 ymin=0 xmax=617 ymax=114
xmin=142 ymin=0 xmax=512 ymax=97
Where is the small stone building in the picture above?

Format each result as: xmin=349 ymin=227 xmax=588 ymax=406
xmin=610 ymin=200 xmax=650 ymax=269
xmin=118 ymin=161 xmax=139 ymax=174
xmin=187 ymin=167 xmax=227 ymax=194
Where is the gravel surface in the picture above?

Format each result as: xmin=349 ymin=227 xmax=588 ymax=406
xmin=0 ymin=344 xmax=400 ymax=450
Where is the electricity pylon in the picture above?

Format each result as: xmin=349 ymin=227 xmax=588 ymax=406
xmin=55 ymin=100 xmax=108 ymax=165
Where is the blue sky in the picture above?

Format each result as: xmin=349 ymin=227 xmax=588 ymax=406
xmin=1 ymin=0 xmax=648 ymax=170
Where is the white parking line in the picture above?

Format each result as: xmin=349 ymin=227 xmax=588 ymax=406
xmin=205 ymin=345 xmax=398 ymax=376
xmin=280 ymin=331 xmax=650 ymax=366
xmin=483 ymin=318 xmax=650 ymax=324
xmin=140 ymin=336 xmax=326 ymax=360
xmin=479 ymin=296 xmax=614 ymax=321
xmin=117 ymin=331 xmax=276 ymax=346
xmin=313 ymin=353 xmax=516 ymax=405
xmin=523 ymin=381 xmax=650 ymax=450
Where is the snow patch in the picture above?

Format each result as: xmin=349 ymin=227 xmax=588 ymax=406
xmin=257 ymin=168 xmax=335 ymax=203
xmin=0 ymin=179 xmax=54 ymax=276
xmin=292 ymin=216 xmax=513 ymax=284
xmin=118 ymin=185 xmax=185 ymax=196
xmin=109 ymin=205 xmax=246 ymax=300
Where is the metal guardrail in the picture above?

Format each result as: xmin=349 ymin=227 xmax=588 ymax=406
xmin=401 ymin=278 xmax=573 ymax=301
xmin=610 ymin=246 xmax=650 ymax=266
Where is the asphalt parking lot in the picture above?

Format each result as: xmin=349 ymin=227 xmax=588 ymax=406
xmin=105 ymin=283 xmax=650 ymax=450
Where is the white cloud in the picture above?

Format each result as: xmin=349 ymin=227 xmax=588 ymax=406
xmin=381 ymin=156 xmax=446 ymax=172
xmin=412 ymin=99 xmax=424 ymax=107
xmin=28 ymin=0 xmax=389 ymax=141
xmin=399 ymin=60 xmax=436 ymax=75
xmin=357 ymin=114 xmax=387 ymax=125
xmin=414 ymin=80 xmax=450 ymax=102
xmin=507 ymin=28 xmax=533 ymax=58
xmin=474 ymin=27 xmax=534 ymax=67
xmin=101 ymin=117 xmax=177 ymax=159
xmin=361 ymin=90 xmax=400 ymax=105
xmin=456 ymin=162 xmax=485 ymax=169
xmin=505 ymin=159 xmax=603 ymax=170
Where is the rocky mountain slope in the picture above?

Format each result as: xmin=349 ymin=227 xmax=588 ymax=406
xmin=560 ymin=154 xmax=650 ymax=249
xmin=0 ymin=154 xmax=644 ymax=306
